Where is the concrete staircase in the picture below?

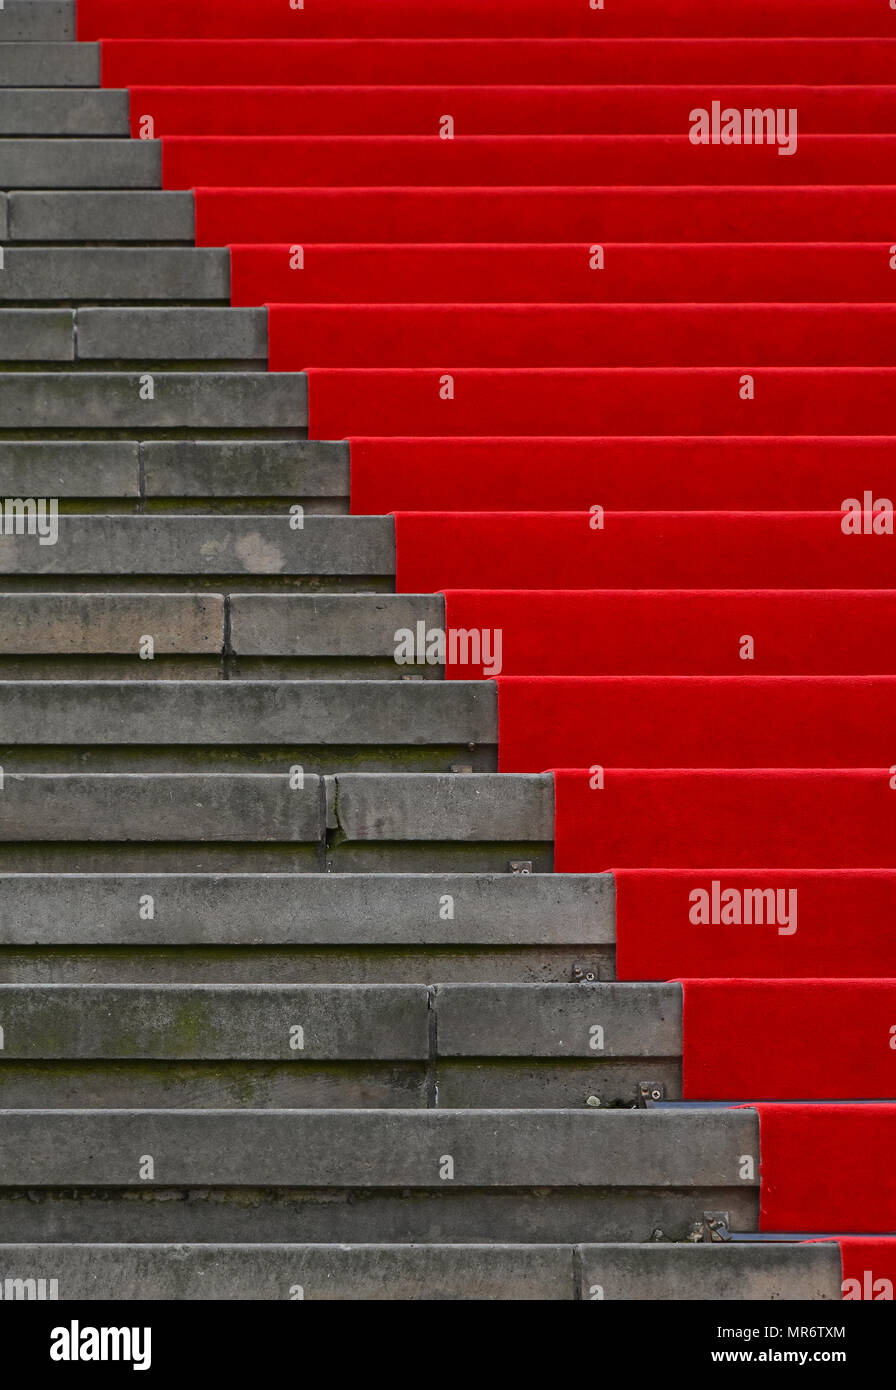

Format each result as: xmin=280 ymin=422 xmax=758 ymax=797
xmin=0 ymin=2 xmax=840 ymax=1301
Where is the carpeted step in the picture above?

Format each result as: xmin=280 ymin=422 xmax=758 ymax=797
xmin=393 ymin=512 xmax=895 ymax=592
xmin=161 ymin=134 xmax=896 ymax=190
xmin=235 ymin=246 xmax=896 ymax=308
xmin=749 ymin=1104 xmax=896 ymax=1232
xmin=128 ymin=84 xmax=896 ymax=138
xmin=553 ymin=768 xmax=896 ymax=870
xmin=195 ymin=185 xmax=896 ymax=245
xmin=99 ymin=37 xmax=896 ymax=88
xmin=439 ymin=590 xmax=896 ymax=677
xmin=269 ymin=304 xmax=896 ymax=368
xmin=681 ymin=981 xmax=896 ymax=1101
xmin=494 ymin=675 xmax=896 ymax=772
xmin=306 ymin=366 xmax=896 ymax=437
xmin=77 ymin=0 xmax=896 ymax=41
xmin=613 ymin=870 xmax=896 ymax=982
xmin=348 ymin=436 xmax=894 ymax=512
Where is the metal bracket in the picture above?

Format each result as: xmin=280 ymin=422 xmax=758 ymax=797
xmin=572 ymin=964 xmax=597 ymax=982
xmin=702 ymin=1211 xmax=732 ymax=1243
xmin=510 ymin=860 xmax=532 ymax=874
xmin=637 ymin=1081 xmax=666 ymax=1107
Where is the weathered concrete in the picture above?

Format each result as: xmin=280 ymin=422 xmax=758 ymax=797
xmin=0 ymin=985 xmax=429 ymax=1059
xmin=231 ymin=594 xmax=444 ymax=657
xmin=579 ymin=1243 xmax=843 ymax=1301
xmin=331 ymin=773 xmax=555 ymax=842
xmin=0 ymin=45 xmax=97 ymax=88
xmin=0 ymin=309 xmax=73 ymax=361
xmin=0 ymin=89 xmax=128 ymax=136
xmin=0 ymin=515 xmax=392 ymax=577
xmin=0 ymin=1188 xmax=759 ymax=1245
xmin=0 ymin=873 xmax=613 ymax=945
xmin=0 ymin=595 xmax=224 ymax=654
xmin=142 ymin=440 xmax=350 ymax=499
xmin=0 ymin=680 xmax=497 ymax=746
xmin=8 ymin=191 xmax=194 ymax=242
xmin=0 ymin=1242 xmax=576 ymax=1299
xmin=0 ymin=774 xmax=321 ymax=841
xmin=0 ymin=1241 xmax=840 ymax=1300
xmin=78 ymin=307 xmax=266 ymax=359
xmin=436 ymin=984 xmax=682 ymax=1057
xmin=0 ymin=1061 xmax=428 ymax=1111
xmin=0 ymin=1109 xmax=759 ymax=1187
xmin=0 ymin=373 xmax=307 ymax=430
xmin=0 ymin=3 xmax=75 ymax=42
xmin=0 ymin=248 xmax=228 ymax=301
xmin=0 ymin=441 xmax=138 ymax=496
xmin=0 ymin=139 xmax=160 ymax=189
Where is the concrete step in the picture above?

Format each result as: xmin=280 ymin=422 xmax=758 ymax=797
xmin=142 ymin=439 xmax=351 ymax=512
xmin=0 ymin=772 xmax=552 ymax=872
xmin=0 ymin=440 xmax=350 ymax=513
xmin=0 ymin=309 xmax=256 ymax=362
xmin=0 ymin=139 xmax=159 ymax=189
xmin=77 ymin=307 xmax=266 ymax=362
xmin=0 ymin=871 xmax=613 ymax=984
xmin=0 ymin=772 xmax=323 ymax=872
xmin=0 ymin=594 xmax=224 ymax=680
xmin=0 ymin=981 xmax=677 ymax=1109
xmin=0 ymin=515 xmax=391 ymax=589
xmin=0 ymin=1109 xmax=759 ymax=1247
xmin=0 ymin=89 xmax=128 ymax=136
xmin=0 ymin=679 xmax=498 ymax=772
xmin=0 ymin=373 xmax=307 ymax=432
xmin=232 ymin=593 xmax=442 ymax=676
xmin=0 ymin=1242 xmax=841 ymax=1300
xmin=0 ymin=248 xmax=229 ymax=301
xmin=0 ymin=308 xmax=73 ymax=360
xmin=0 ymin=982 xmax=675 ymax=1056
xmin=326 ymin=772 xmax=554 ymax=873
xmin=0 ymin=3 xmax=75 ymax=43
xmin=7 ymin=191 xmax=195 ymax=242
xmin=0 ymin=984 xmax=430 ymax=1059
xmin=0 ymin=44 xmax=97 ymax=88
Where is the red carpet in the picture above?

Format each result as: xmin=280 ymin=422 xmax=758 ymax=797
xmin=553 ymin=769 xmax=896 ymax=871
xmin=834 ymin=1240 xmax=896 ymax=1299
xmin=243 ymin=253 xmax=896 ymax=309
xmin=162 ymin=135 xmax=896 ymax=191
xmin=682 ymin=981 xmax=896 ymax=1100
xmin=441 ymin=592 xmax=896 ymax=678
xmin=613 ymin=871 xmax=896 ymax=982
xmin=78 ymin=0 xmax=896 ymax=41
xmin=394 ymin=514 xmax=896 ymax=592
xmin=494 ymin=677 xmax=896 ymax=773
xmin=748 ymin=1106 xmax=896 ymax=1233
xmin=197 ymin=188 xmax=896 ymax=246
xmin=130 ymin=85 xmax=896 ymax=138
xmin=306 ymin=368 xmax=896 ymax=437
xmin=270 ymin=304 xmax=896 ymax=367
xmin=100 ymin=39 xmax=896 ymax=88
xmin=351 ymin=438 xmax=896 ymax=513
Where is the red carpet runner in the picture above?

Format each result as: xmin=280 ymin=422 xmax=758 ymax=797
xmin=87 ymin=0 xmax=896 ymax=1280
